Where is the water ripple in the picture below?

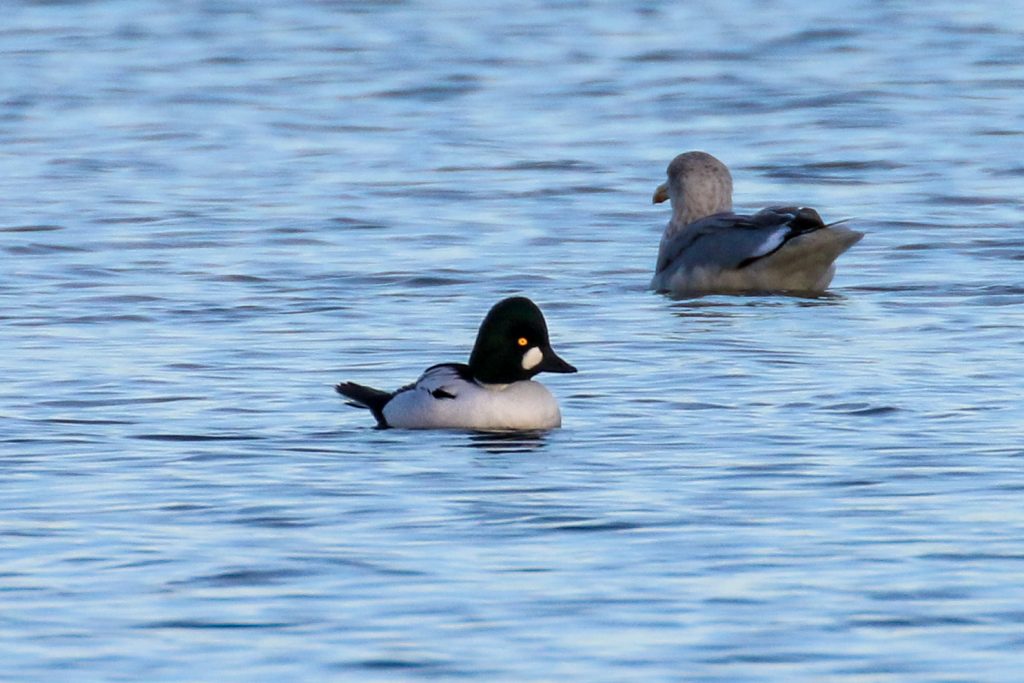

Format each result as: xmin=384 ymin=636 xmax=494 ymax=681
xmin=3 ymin=2 xmax=1023 ymax=682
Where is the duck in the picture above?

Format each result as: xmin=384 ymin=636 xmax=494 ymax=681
xmin=335 ymin=296 xmax=577 ymax=430
xmin=650 ymin=151 xmax=864 ymax=296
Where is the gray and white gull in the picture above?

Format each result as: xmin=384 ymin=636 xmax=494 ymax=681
xmin=650 ymin=151 xmax=864 ymax=296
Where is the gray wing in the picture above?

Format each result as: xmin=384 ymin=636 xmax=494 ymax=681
xmin=656 ymin=207 xmax=827 ymax=274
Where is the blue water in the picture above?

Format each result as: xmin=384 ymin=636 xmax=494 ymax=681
xmin=3 ymin=1 xmax=1024 ymax=680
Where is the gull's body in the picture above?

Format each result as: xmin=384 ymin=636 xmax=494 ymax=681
xmin=651 ymin=151 xmax=863 ymax=296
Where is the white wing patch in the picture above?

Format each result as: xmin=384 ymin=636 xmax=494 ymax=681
xmin=521 ymin=346 xmax=543 ymax=370
xmin=413 ymin=365 xmax=464 ymax=395
xmin=749 ymin=227 xmax=789 ymax=259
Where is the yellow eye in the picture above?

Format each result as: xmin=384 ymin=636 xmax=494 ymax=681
xmin=517 ymin=337 xmax=529 ymax=347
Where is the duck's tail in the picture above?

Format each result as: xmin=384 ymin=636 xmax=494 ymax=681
xmin=335 ymin=382 xmax=392 ymax=428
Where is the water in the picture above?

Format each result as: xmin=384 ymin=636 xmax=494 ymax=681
xmin=3 ymin=0 xmax=1024 ymax=680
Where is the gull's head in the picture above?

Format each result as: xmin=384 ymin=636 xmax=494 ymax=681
xmin=653 ymin=151 xmax=733 ymax=226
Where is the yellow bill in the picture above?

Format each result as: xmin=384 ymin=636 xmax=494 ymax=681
xmin=652 ymin=182 xmax=669 ymax=204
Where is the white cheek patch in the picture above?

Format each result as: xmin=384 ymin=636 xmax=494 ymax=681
xmin=521 ymin=346 xmax=543 ymax=371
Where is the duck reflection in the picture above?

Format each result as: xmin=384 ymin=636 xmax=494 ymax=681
xmin=464 ymin=430 xmax=549 ymax=454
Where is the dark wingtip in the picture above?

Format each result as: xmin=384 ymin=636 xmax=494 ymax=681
xmin=789 ymin=207 xmax=826 ymax=232
xmin=825 ymin=216 xmax=855 ymax=228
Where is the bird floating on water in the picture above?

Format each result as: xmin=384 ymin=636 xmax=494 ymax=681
xmin=336 ymin=297 xmax=577 ymax=430
xmin=650 ymin=151 xmax=864 ymax=296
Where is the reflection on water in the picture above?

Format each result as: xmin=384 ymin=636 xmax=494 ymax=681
xmin=3 ymin=0 xmax=1024 ymax=681
xmin=463 ymin=430 xmax=550 ymax=454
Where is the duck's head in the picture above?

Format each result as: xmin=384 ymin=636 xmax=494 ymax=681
xmin=653 ymin=151 xmax=733 ymax=227
xmin=468 ymin=296 xmax=577 ymax=384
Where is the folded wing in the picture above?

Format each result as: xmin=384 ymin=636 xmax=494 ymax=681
xmin=656 ymin=206 xmax=831 ymax=275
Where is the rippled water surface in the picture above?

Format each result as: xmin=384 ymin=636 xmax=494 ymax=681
xmin=3 ymin=0 xmax=1024 ymax=680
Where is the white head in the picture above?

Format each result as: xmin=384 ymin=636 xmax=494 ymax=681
xmin=653 ymin=151 xmax=734 ymax=238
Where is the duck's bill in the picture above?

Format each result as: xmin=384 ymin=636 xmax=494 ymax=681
xmin=652 ymin=182 xmax=669 ymax=204
xmin=538 ymin=348 xmax=577 ymax=374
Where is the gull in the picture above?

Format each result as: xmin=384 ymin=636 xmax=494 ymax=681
xmin=651 ymin=151 xmax=863 ymax=296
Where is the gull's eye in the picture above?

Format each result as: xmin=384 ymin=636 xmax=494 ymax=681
xmin=517 ymin=337 xmax=529 ymax=347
